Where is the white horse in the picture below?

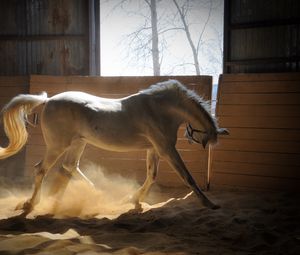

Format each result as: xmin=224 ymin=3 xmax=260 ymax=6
xmin=0 ymin=80 xmax=228 ymax=215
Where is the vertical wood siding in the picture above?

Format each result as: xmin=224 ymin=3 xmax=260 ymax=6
xmin=0 ymin=0 xmax=89 ymax=75
xmin=224 ymin=0 xmax=300 ymax=73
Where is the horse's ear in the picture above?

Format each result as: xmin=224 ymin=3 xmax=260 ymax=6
xmin=217 ymin=128 xmax=229 ymax=135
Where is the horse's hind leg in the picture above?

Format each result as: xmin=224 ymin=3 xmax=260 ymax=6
xmin=132 ymin=149 xmax=159 ymax=209
xmin=48 ymin=138 xmax=93 ymax=199
xmin=19 ymin=146 xmax=65 ymax=215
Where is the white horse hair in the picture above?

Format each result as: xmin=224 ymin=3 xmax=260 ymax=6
xmin=0 ymin=80 xmax=228 ymax=215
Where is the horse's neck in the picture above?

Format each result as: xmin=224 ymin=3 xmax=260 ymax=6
xmin=179 ymin=99 xmax=212 ymax=131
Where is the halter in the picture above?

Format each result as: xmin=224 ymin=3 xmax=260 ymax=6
xmin=185 ymin=123 xmax=207 ymax=144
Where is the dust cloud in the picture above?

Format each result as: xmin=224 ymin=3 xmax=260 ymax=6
xmin=0 ymin=162 xmax=162 ymax=219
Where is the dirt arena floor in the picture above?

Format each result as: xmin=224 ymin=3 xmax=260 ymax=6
xmin=0 ymin=169 xmax=299 ymax=255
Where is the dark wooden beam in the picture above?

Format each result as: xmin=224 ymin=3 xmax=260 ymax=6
xmin=230 ymin=18 xmax=300 ymax=30
xmin=225 ymin=56 xmax=300 ymax=66
xmin=0 ymin=35 xmax=86 ymax=41
xmin=223 ymin=0 xmax=231 ymax=74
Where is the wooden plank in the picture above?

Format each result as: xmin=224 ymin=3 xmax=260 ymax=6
xmin=214 ymin=138 xmax=300 ymax=154
xmin=83 ymin=146 xmax=207 ymax=162
xmin=218 ymin=116 xmax=300 ymax=129
xmin=0 ymin=86 xmax=28 ymax=97
xmin=176 ymin=138 xmax=208 ymax=150
xmin=25 ymin=150 xmax=208 ymax=172
xmin=156 ymin=171 xmax=206 ymax=187
xmin=30 ymin=83 xmax=67 ymax=94
xmin=23 ymin=165 xmax=205 ymax=188
xmin=219 ymin=93 xmax=300 ymax=105
xmin=0 ymin=76 xmax=29 ymax=86
xmin=221 ymin=73 xmax=300 ymax=82
xmin=212 ymin=161 xmax=300 ymax=179
xmin=217 ymin=105 xmax=300 ymax=117
xmin=67 ymin=80 xmax=147 ymax=94
xmin=213 ymin=150 xmax=300 ymax=166
xmin=0 ymin=97 xmax=13 ymax=108
xmin=219 ymin=80 xmax=300 ymax=94
xmin=30 ymin=74 xmax=211 ymax=85
xmin=159 ymin=160 xmax=207 ymax=173
xmin=27 ymin=134 xmax=44 ymax=145
xmin=95 ymin=165 xmax=206 ymax=187
xmin=26 ymin=145 xmax=45 ymax=157
xmin=76 ymin=157 xmax=207 ymax=173
xmin=24 ymin=161 xmax=206 ymax=188
xmin=211 ymin=172 xmax=300 ymax=190
xmin=217 ymin=127 xmax=300 ymax=141
xmin=39 ymin=85 xmax=209 ymax=99
xmin=26 ymin=124 xmax=42 ymax=135
xmin=24 ymin=161 xmax=206 ymax=189
xmin=0 ymin=151 xmax=26 ymax=178
xmin=25 ymin=154 xmax=209 ymax=175
xmin=85 ymin=158 xmax=146 ymax=172
xmin=30 ymin=75 xmax=212 ymax=98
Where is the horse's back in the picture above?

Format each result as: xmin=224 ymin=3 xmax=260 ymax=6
xmin=40 ymin=91 xmax=152 ymax=151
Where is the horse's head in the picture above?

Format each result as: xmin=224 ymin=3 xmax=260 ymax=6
xmin=185 ymin=123 xmax=229 ymax=149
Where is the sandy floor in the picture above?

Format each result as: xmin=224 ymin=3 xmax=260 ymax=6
xmin=0 ymin=172 xmax=299 ymax=255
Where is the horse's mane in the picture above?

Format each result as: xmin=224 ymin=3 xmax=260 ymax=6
xmin=141 ymin=80 xmax=218 ymax=128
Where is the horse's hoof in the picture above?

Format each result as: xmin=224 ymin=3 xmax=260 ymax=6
xmin=210 ymin=204 xmax=220 ymax=210
xmin=15 ymin=201 xmax=24 ymax=211
xmin=203 ymin=200 xmax=220 ymax=210
xmin=15 ymin=200 xmax=33 ymax=214
xmin=127 ymin=206 xmax=143 ymax=214
xmin=134 ymin=202 xmax=143 ymax=212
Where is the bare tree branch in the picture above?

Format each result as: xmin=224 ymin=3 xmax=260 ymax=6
xmin=143 ymin=0 xmax=151 ymax=7
xmin=172 ymin=0 xmax=201 ymax=75
xmin=196 ymin=0 xmax=213 ymax=55
xmin=158 ymin=27 xmax=185 ymax=35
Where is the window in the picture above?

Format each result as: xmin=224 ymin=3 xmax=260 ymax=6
xmin=100 ymin=0 xmax=223 ymax=84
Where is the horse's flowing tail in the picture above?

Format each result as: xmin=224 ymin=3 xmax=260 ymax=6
xmin=0 ymin=92 xmax=48 ymax=159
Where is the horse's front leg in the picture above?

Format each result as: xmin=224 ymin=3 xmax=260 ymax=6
xmin=158 ymin=145 xmax=219 ymax=209
xmin=131 ymin=148 xmax=159 ymax=210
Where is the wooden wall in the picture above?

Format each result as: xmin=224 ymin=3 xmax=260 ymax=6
xmin=2 ymin=74 xmax=300 ymax=191
xmin=0 ymin=76 xmax=29 ymax=181
xmin=26 ymin=75 xmax=212 ymax=188
xmin=0 ymin=0 xmax=100 ymax=76
xmin=224 ymin=0 xmax=300 ymax=73
xmin=211 ymin=73 xmax=300 ymax=190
